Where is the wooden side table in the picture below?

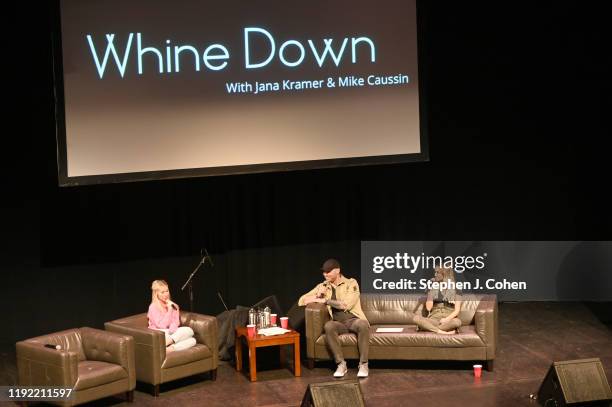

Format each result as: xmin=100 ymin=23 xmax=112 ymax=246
xmin=235 ymin=326 xmax=301 ymax=382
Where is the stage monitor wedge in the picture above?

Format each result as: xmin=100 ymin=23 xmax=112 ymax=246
xmin=54 ymin=0 xmax=427 ymax=186
xmin=537 ymin=358 xmax=612 ymax=406
xmin=301 ymin=379 xmax=365 ymax=407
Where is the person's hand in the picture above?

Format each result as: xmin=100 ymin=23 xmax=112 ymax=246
xmin=315 ymin=298 xmax=327 ymax=304
xmin=440 ymin=316 xmax=450 ymax=324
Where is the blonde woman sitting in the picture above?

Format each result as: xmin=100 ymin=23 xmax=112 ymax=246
xmin=413 ymin=266 xmax=462 ymax=335
xmin=147 ymin=280 xmax=196 ymax=352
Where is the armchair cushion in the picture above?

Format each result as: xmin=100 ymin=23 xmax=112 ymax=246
xmin=162 ymin=344 xmax=211 ymax=369
xmin=181 ymin=312 xmax=219 ymax=362
xmin=75 ymin=361 xmax=127 ymax=391
xmin=81 ymin=328 xmax=134 ymax=370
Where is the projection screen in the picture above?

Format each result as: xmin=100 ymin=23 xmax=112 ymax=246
xmin=54 ymin=0 xmax=427 ymax=185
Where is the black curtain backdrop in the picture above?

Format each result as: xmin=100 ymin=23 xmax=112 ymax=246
xmin=1 ymin=2 xmax=610 ymax=345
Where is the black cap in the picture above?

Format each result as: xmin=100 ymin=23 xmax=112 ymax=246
xmin=321 ymin=258 xmax=341 ymax=273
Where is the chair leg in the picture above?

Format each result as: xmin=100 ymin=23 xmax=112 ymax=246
xmin=306 ymin=358 xmax=315 ymax=369
xmin=126 ymin=390 xmax=134 ymax=402
xmin=486 ymin=360 xmax=494 ymax=372
xmin=210 ymin=368 xmax=217 ymax=381
xmin=153 ymin=384 xmax=160 ymax=397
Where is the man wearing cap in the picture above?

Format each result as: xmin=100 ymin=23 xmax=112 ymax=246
xmin=298 ymin=258 xmax=370 ymax=378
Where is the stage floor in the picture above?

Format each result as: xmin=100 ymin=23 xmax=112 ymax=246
xmin=2 ymin=302 xmax=611 ymax=406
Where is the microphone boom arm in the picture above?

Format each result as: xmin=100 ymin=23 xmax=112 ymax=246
xmin=181 ymin=250 xmax=212 ymax=312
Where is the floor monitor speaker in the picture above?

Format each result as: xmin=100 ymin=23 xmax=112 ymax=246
xmin=537 ymin=358 xmax=612 ymax=406
xmin=301 ymin=379 xmax=366 ymax=407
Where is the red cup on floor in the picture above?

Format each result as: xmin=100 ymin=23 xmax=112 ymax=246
xmin=280 ymin=317 xmax=289 ymax=329
xmin=247 ymin=324 xmax=256 ymax=338
xmin=473 ymin=364 xmax=482 ymax=378
xmin=270 ymin=314 xmax=277 ymax=326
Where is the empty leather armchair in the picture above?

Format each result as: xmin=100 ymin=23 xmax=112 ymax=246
xmin=16 ymin=327 xmax=135 ymax=406
xmin=105 ymin=311 xmax=218 ymax=396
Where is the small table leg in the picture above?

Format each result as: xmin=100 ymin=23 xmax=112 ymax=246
xmin=235 ymin=336 xmax=243 ymax=372
xmin=293 ymin=337 xmax=301 ymax=377
xmin=248 ymin=342 xmax=257 ymax=382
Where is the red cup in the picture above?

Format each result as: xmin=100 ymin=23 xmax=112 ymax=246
xmin=247 ymin=324 xmax=256 ymax=338
xmin=280 ymin=317 xmax=289 ymax=329
xmin=270 ymin=314 xmax=278 ymax=326
xmin=473 ymin=364 xmax=482 ymax=378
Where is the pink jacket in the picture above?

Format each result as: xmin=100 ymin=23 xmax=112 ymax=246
xmin=147 ymin=303 xmax=179 ymax=333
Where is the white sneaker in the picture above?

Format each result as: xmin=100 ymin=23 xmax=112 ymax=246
xmin=333 ymin=361 xmax=348 ymax=377
xmin=357 ymin=362 xmax=369 ymax=378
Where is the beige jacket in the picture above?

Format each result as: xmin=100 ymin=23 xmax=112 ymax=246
xmin=298 ymin=275 xmax=367 ymax=321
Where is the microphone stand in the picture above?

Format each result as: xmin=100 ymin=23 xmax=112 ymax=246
xmin=181 ymin=250 xmax=212 ymax=312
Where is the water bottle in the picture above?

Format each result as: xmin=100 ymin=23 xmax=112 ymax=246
xmin=257 ymin=308 xmax=264 ymax=329
xmin=263 ymin=306 xmax=271 ymax=328
xmin=248 ymin=308 xmax=256 ymax=326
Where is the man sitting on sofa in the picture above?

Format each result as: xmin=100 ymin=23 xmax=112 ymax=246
xmin=298 ymin=258 xmax=370 ymax=378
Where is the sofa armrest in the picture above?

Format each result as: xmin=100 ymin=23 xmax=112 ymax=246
xmin=184 ymin=313 xmax=218 ymax=368
xmin=16 ymin=341 xmax=79 ymax=387
xmin=474 ymin=295 xmax=498 ymax=360
xmin=104 ymin=322 xmax=165 ymax=385
xmin=81 ymin=327 xmax=136 ymax=389
xmin=305 ymin=303 xmax=330 ymax=359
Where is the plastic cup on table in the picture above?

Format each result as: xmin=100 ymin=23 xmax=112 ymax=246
xmin=280 ymin=317 xmax=289 ymax=329
xmin=473 ymin=364 xmax=482 ymax=378
xmin=247 ymin=324 xmax=256 ymax=338
xmin=270 ymin=314 xmax=277 ymax=326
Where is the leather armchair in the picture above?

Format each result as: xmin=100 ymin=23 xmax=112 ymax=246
xmin=105 ymin=311 xmax=218 ymax=396
xmin=16 ymin=327 xmax=135 ymax=406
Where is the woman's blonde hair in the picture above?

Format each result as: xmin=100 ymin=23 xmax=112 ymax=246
xmin=434 ymin=266 xmax=455 ymax=282
xmin=433 ymin=266 xmax=458 ymax=303
xmin=151 ymin=279 xmax=170 ymax=309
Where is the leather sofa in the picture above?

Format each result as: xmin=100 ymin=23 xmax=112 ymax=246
xmin=105 ymin=311 xmax=218 ymax=396
xmin=305 ymin=293 xmax=497 ymax=371
xmin=16 ymin=327 xmax=135 ymax=406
